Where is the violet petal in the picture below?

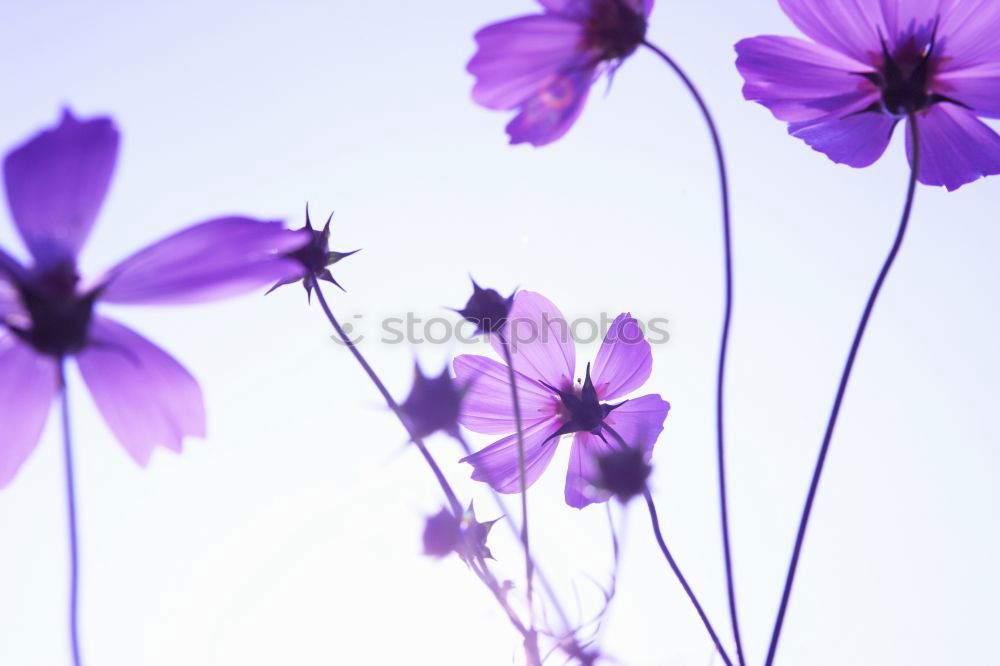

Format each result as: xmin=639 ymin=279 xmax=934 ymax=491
xmin=0 ymin=334 xmax=58 ymax=488
xmin=2 ymin=110 xmax=119 ymax=268
xmin=76 ymin=316 xmax=206 ymax=465
xmin=99 ymin=217 xmax=308 ymax=305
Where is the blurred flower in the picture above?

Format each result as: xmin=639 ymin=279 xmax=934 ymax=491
xmin=422 ymin=503 xmax=500 ymax=561
xmin=454 ymin=291 xmax=669 ymax=509
xmin=735 ymin=0 xmax=1000 ymax=190
xmin=423 ymin=507 xmax=462 ymax=558
xmin=0 ymin=109 xmax=308 ymax=487
xmin=468 ymin=0 xmax=655 ymax=146
xmin=454 ymin=279 xmax=515 ymax=335
xmin=399 ymin=364 xmax=465 ymax=439
xmin=595 ymin=446 xmax=651 ymax=502
xmin=267 ymin=205 xmax=358 ymax=300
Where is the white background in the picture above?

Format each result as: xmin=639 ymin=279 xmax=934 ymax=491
xmin=1 ymin=1 xmax=998 ymax=664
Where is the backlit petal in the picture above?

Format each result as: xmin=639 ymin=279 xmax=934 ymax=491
xmin=76 ymin=316 xmax=205 ymax=465
xmin=0 ymin=334 xmax=58 ymax=488
xmin=461 ymin=417 xmax=563 ymax=494
xmin=2 ymin=110 xmax=119 ymax=267
xmin=99 ymin=217 xmax=308 ymax=305
xmin=454 ymin=354 xmax=559 ymax=434
xmin=490 ymin=291 xmax=576 ymax=390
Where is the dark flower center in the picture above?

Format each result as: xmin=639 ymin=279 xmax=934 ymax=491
xmin=586 ymin=0 xmax=647 ymax=62
xmin=857 ymin=27 xmax=965 ymax=118
xmin=12 ymin=262 xmax=96 ymax=357
xmin=290 ymin=230 xmax=331 ymax=275
xmin=542 ymin=363 xmax=624 ymax=443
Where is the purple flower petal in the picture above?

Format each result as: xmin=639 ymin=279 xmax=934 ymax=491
xmin=939 ymin=0 xmax=1000 ymax=70
xmin=776 ymin=0 xmax=882 ymax=64
xmin=604 ymin=393 xmax=670 ymax=459
xmin=536 ymin=0 xmax=591 ymax=18
xmin=461 ymin=417 xmax=562 ymax=493
xmin=99 ymin=217 xmax=308 ymax=305
xmin=938 ymin=64 xmax=1000 ymax=119
xmin=0 ymin=334 xmax=58 ymax=488
xmin=564 ymin=431 xmax=615 ymax=509
xmin=735 ymin=35 xmax=876 ymax=123
xmin=3 ymin=110 xmax=119 ymax=268
xmin=490 ymin=290 xmax=576 ymax=390
xmin=591 ymin=312 xmax=651 ymax=401
xmin=469 ymin=14 xmax=585 ymax=110
xmin=906 ymin=105 xmax=1000 ymax=191
xmin=789 ymin=108 xmax=898 ymax=168
xmin=76 ymin=316 xmax=206 ymax=465
xmin=505 ymin=65 xmax=594 ymax=146
xmin=453 ymin=354 xmax=559 ymax=434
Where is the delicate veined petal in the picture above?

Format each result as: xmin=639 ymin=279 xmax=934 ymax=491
xmin=604 ymin=394 xmax=670 ymax=458
xmin=469 ymin=15 xmax=586 ymax=110
xmin=0 ymin=270 xmax=22 ymax=319
xmin=937 ymin=62 xmax=1000 ymax=119
xmin=789 ymin=106 xmax=898 ymax=168
xmin=506 ymin=66 xmax=595 ymax=146
xmin=491 ymin=290 xmax=576 ymax=390
xmin=454 ymin=354 xmax=559 ymax=434
xmin=592 ymin=312 xmax=651 ymax=401
xmin=777 ymin=0 xmax=882 ymax=64
xmin=906 ymin=105 xmax=1000 ymax=191
xmin=565 ymin=431 xmax=615 ymax=509
xmin=0 ymin=334 xmax=58 ymax=488
xmin=3 ymin=110 xmax=119 ymax=268
xmin=938 ymin=0 xmax=1000 ymax=70
xmin=76 ymin=316 xmax=206 ymax=465
xmin=735 ymin=36 xmax=876 ymax=123
xmin=461 ymin=417 xmax=563 ymax=493
xmin=99 ymin=217 xmax=308 ymax=305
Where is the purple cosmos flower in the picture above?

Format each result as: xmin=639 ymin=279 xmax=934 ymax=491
xmin=468 ymin=0 xmax=655 ymax=146
xmin=454 ymin=291 xmax=669 ymax=509
xmin=267 ymin=205 xmax=358 ymax=300
xmin=735 ymin=0 xmax=1000 ymax=191
xmin=0 ymin=110 xmax=308 ymax=487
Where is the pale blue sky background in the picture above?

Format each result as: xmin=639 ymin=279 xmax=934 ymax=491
xmin=1 ymin=1 xmax=998 ymax=664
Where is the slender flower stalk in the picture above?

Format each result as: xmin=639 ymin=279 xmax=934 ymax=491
xmin=309 ymin=278 xmax=462 ymax=515
xmin=495 ymin=331 xmax=535 ymax=618
xmin=59 ymin=361 xmax=82 ymax=666
xmin=765 ymin=115 xmax=921 ymax=666
xmin=642 ymin=39 xmax=744 ymax=666
xmin=602 ymin=424 xmax=734 ymax=666
xmin=311 ymin=278 xmax=589 ymax=665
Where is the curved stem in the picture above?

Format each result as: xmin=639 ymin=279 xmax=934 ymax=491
xmin=59 ymin=361 xmax=83 ymax=666
xmin=496 ymin=331 xmax=534 ymax=616
xmin=764 ymin=114 xmax=921 ymax=666
xmin=455 ymin=432 xmax=575 ymax=634
xmin=642 ymin=39 xmax=744 ymax=666
xmin=602 ymin=424 xmax=733 ymax=666
xmin=311 ymin=278 xmax=462 ymax=516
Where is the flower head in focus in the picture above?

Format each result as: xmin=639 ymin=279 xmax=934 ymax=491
xmin=267 ymin=205 xmax=358 ymax=300
xmin=735 ymin=0 xmax=1000 ymax=190
xmin=468 ymin=0 xmax=655 ymax=146
xmin=399 ymin=364 xmax=466 ymax=440
xmin=0 ymin=109 xmax=309 ymax=487
xmin=453 ymin=291 xmax=669 ymax=509
xmin=454 ymin=278 xmax=515 ymax=336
